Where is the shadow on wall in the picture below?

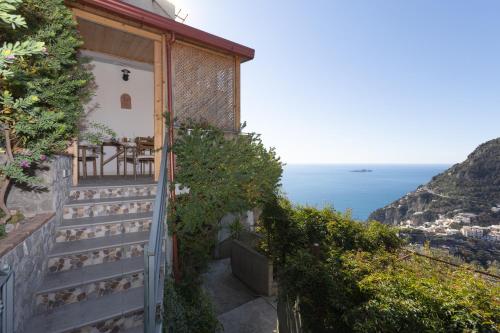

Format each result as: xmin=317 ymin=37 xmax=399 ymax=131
xmin=6 ymin=155 xmax=72 ymax=220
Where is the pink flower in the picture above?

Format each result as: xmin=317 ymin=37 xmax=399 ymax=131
xmin=39 ymin=154 xmax=47 ymax=161
xmin=20 ymin=160 xmax=30 ymax=169
xmin=5 ymin=54 xmax=15 ymax=60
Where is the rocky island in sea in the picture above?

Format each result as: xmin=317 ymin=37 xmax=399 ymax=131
xmin=369 ymin=137 xmax=500 ymax=266
xmin=350 ymin=169 xmax=373 ymax=173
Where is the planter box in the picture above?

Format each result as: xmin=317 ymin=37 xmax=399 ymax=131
xmin=214 ymin=237 xmax=234 ymax=259
xmin=214 ymin=231 xmax=262 ymax=260
xmin=231 ymin=239 xmax=276 ymax=296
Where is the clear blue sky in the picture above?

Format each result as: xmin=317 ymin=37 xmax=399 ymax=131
xmin=173 ymin=0 xmax=500 ymax=164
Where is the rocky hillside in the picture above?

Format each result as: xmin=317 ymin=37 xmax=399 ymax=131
xmin=369 ymin=138 xmax=500 ymax=227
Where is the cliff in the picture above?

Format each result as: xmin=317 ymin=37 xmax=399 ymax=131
xmin=369 ymin=138 xmax=500 ymax=227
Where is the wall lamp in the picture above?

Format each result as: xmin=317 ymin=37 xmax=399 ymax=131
xmin=121 ymin=69 xmax=131 ymax=81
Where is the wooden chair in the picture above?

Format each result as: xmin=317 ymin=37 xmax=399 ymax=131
xmin=78 ymin=143 xmax=99 ymax=177
xmin=122 ymin=139 xmax=137 ymax=179
xmin=135 ymin=136 xmax=155 ymax=176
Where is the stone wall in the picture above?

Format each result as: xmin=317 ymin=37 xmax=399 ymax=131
xmin=0 ymin=213 xmax=56 ymax=333
xmin=0 ymin=155 xmax=72 ymax=332
xmin=7 ymin=155 xmax=72 ymax=223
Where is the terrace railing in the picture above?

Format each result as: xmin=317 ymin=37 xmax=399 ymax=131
xmin=0 ymin=265 xmax=14 ymax=333
xmin=144 ymin=135 xmax=169 ymax=333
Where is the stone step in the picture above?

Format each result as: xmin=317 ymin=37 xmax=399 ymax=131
xmin=56 ymin=212 xmax=153 ymax=242
xmin=25 ymin=287 xmax=144 ymax=333
xmin=48 ymin=231 xmax=149 ymax=273
xmin=36 ymin=257 xmax=144 ymax=313
xmin=69 ymin=183 xmax=157 ymax=201
xmin=63 ymin=196 xmax=155 ymax=220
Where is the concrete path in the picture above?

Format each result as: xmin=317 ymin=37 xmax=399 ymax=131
xmin=203 ymin=259 xmax=278 ymax=333
xmin=218 ymin=297 xmax=278 ymax=333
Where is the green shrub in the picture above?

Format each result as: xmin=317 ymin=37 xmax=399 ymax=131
xmin=353 ymin=255 xmax=499 ymax=332
xmin=163 ymin=278 xmax=221 ymax=333
xmin=170 ymin=123 xmax=282 ymax=285
xmin=80 ymin=122 xmax=116 ymax=145
xmin=260 ymin=196 xmax=500 ymax=333
xmin=165 ymin=122 xmax=282 ymax=329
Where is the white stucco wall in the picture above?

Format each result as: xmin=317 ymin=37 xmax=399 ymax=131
xmin=82 ymin=51 xmax=154 ymax=175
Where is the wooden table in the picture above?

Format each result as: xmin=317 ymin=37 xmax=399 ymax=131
xmin=99 ymin=140 xmax=137 ymax=179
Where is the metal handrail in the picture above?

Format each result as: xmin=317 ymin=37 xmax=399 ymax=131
xmin=144 ymin=135 xmax=169 ymax=333
xmin=0 ymin=265 xmax=14 ymax=333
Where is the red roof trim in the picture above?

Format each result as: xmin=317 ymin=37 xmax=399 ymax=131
xmin=77 ymin=0 xmax=255 ymax=62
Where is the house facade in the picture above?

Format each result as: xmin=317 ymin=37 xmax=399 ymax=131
xmin=0 ymin=1 xmax=254 ymax=332
xmin=71 ymin=0 xmax=254 ymax=183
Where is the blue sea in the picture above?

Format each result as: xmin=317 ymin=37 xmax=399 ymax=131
xmin=281 ymin=164 xmax=450 ymax=220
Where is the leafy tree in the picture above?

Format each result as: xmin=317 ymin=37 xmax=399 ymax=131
xmin=0 ymin=0 xmax=28 ymax=28
xmin=260 ymin=198 xmax=500 ymax=332
xmin=171 ymin=122 xmax=282 ymax=285
xmin=0 ymin=0 xmax=93 ymax=222
xmin=0 ymin=0 xmax=45 ymax=221
xmin=165 ymin=122 xmax=282 ymax=331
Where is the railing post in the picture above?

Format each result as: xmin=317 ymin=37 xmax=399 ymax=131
xmin=144 ymin=135 xmax=169 ymax=333
xmin=0 ymin=264 xmax=14 ymax=333
xmin=143 ymin=253 xmax=150 ymax=333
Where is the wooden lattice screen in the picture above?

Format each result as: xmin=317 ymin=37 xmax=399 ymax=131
xmin=172 ymin=42 xmax=236 ymax=132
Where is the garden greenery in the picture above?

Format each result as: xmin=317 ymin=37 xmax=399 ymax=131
xmin=166 ymin=122 xmax=282 ymax=331
xmin=0 ymin=0 xmax=93 ymax=222
xmin=80 ymin=121 xmax=116 ymax=146
xmin=163 ymin=277 xmax=220 ymax=333
xmin=171 ymin=123 xmax=282 ymax=284
xmin=260 ymin=196 xmax=500 ymax=333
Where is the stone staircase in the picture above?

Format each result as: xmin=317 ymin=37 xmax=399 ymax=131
xmin=25 ymin=182 xmax=157 ymax=333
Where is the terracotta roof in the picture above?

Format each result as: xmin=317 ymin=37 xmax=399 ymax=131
xmin=77 ymin=0 xmax=255 ymax=62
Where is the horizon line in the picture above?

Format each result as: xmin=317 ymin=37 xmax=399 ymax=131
xmin=283 ymin=162 xmax=454 ymax=165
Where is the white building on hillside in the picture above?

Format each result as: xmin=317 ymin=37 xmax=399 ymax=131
xmin=461 ymin=226 xmax=484 ymax=238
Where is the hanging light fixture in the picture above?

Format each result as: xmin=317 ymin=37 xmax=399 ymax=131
xmin=121 ymin=69 xmax=131 ymax=81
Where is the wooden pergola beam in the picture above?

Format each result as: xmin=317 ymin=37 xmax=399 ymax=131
xmin=234 ymin=56 xmax=241 ymax=131
xmin=153 ymin=39 xmax=164 ymax=181
xmin=72 ymin=8 xmax=162 ymax=42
